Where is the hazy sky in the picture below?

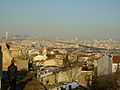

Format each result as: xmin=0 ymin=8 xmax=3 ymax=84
xmin=0 ymin=0 xmax=120 ymax=40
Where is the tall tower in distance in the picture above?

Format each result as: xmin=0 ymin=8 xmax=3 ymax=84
xmin=75 ymin=37 xmax=78 ymax=42
xmin=0 ymin=32 xmax=2 ymax=40
xmin=5 ymin=32 xmax=8 ymax=39
xmin=42 ymin=47 xmax=47 ymax=60
xmin=56 ymin=37 xmax=59 ymax=41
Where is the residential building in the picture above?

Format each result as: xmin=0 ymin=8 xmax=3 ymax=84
xmin=112 ymin=55 xmax=120 ymax=72
xmin=97 ymin=55 xmax=112 ymax=76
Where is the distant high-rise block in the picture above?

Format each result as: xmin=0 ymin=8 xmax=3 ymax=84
xmin=6 ymin=32 xmax=8 ymax=39
xmin=0 ymin=32 xmax=1 ymax=39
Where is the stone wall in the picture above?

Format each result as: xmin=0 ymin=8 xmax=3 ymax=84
xmin=0 ymin=42 xmax=12 ymax=71
xmin=0 ymin=42 xmax=28 ymax=71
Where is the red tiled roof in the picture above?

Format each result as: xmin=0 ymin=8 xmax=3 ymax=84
xmin=113 ymin=56 xmax=120 ymax=63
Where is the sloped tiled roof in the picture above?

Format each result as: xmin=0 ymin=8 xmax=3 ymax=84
xmin=113 ymin=55 xmax=120 ymax=63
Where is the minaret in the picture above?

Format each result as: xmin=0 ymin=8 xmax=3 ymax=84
xmin=75 ymin=37 xmax=79 ymax=48
xmin=75 ymin=37 xmax=78 ymax=42
xmin=42 ymin=47 xmax=47 ymax=60
xmin=56 ymin=37 xmax=59 ymax=41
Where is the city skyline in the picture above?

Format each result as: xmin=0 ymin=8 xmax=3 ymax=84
xmin=0 ymin=0 xmax=120 ymax=40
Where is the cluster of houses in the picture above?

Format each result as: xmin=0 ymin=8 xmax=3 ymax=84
xmin=27 ymin=46 xmax=120 ymax=89
xmin=1 ymin=41 xmax=120 ymax=90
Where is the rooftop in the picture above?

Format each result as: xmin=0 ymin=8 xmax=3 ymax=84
xmin=113 ymin=55 xmax=120 ymax=63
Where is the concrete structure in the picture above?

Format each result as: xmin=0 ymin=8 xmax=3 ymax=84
xmin=42 ymin=47 xmax=47 ymax=60
xmin=0 ymin=42 xmax=12 ymax=71
xmin=33 ymin=55 xmax=44 ymax=62
xmin=112 ymin=55 xmax=120 ymax=72
xmin=5 ymin=32 xmax=8 ymax=39
xmin=0 ymin=32 xmax=2 ymax=40
xmin=28 ymin=49 xmax=39 ymax=55
xmin=43 ymin=59 xmax=63 ymax=67
xmin=9 ymin=47 xmax=22 ymax=58
xmin=42 ymin=68 xmax=93 ymax=87
xmin=55 ymin=51 xmax=66 ymax=59
xmin=97 ymin=55 xmax=112 ymax=76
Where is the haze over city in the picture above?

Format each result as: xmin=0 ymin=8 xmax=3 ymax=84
xmin=0 ymin=0 xmax=120 ymax=40
xmin=1 ymin=1 xmax=120 ymax=89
